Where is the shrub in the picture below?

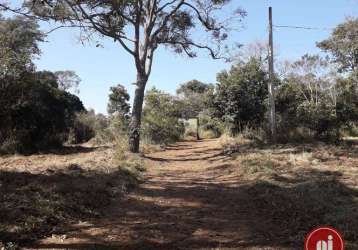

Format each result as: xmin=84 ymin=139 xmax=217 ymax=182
xmin=68 ymin=112 xmax=96 ymax=144
xmin=142 ymin=88 xmax=185 ymax=144
xmin=275 ymin=81 xmax=350 ymax=142
xmin=112 ymin=134 xmax=146 ymax=182
xmin=107 ymin=84 xmax=131 ymax=131
xmin=213 ymin=58 xmax=268 ymax=133
xmin=297 ymin=100 xmax=339 ymax=140
xmin=69 ymin=110 xmax=131 ymax=146
xmin=0 ymin=72 xmax=85 ymax=154
xmin=199 ymin=114 xmax=225 ymax=138
xmin=184 ymin=120 xmax=198 ymax=138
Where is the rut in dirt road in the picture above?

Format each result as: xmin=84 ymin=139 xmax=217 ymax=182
xmin=32 ymin=139 xmax=292 ymax=250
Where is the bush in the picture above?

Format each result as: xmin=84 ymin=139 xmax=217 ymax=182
xmin=68 ymin=112 xmax=96 ymax=144
xmin=142 ymin=88 xmax=185 ymax=144
xmin=275 ymin=53 xmax=358 ymax=143
xmin=142 ymin=116 xmax=185 ymax=144
xmin=199 ymin=114 xmax=225 ymax=138
xmin=297 ymin=100 xmax=339 ymax=140
xmin=213 ymin=58 xmax=268 ymax=133
xmin=183 ymin=119 xmax=198 ymax=138
xmin=68 ymin=110 xmax=133 ymax=146
xmin=276 ymin=82 xmax=343 ymax=142
xmin=0 ymin=72 xmax=85 ymax=154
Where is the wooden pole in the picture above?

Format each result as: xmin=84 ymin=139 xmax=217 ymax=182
xmin=196 ymin=117 xmax=200 ymax=140
xmin=268 ymin=7 xmax=277 ymax=143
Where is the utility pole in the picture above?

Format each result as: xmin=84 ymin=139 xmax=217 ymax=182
xmin=268 ymin=6 xmax=277 ymax=143
xmin=196 ymin=117 xmax=200 ymax=141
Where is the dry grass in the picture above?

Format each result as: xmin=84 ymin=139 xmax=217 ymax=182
xmin=200 ymin=129 xmax=218 ymax=139
xmin=0 ymin=142 xmax=144 ymax=247
xmin=220 ymin=135 xmax=358 ymax=248
xmin=1 ymin=136 xmax=357 ymax=249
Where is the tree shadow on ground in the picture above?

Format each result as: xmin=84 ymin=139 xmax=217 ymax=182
xmin=144 ymin=151 xmax=228 ymax=163
xmin=0 ymin=166 xmax=138 ymax=246
xmin=39 ymin=145 xmax=111 ymax=156
xmin=29 ymin=168 xmax=358 ymax=250
xmin=226 ymin=142 xmax=358 ymax=161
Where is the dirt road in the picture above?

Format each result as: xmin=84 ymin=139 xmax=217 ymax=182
xmin=30 ymin=139 xmax=298 ymax=250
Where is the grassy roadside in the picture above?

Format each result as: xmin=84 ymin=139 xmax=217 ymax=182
xmin=0 ymin=144 xmax=144 ymax=248
xmin=220 ymin=135 xmax=358 ymax=248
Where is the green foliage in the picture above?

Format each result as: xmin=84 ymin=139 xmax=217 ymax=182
xmin=20 ymin=0 xmax=244 ymax=60
xmin=276 ymin=82 xmax=339 ymax=141
xmin=70 ymin=110 xmax=131 ymax=146
xmin=0 ymin=16 xmax=86 ymax=153
xmin=54 ymin=70 xmax=81 ymax=94
xmin=275 ymin=82 xmax=357 ymax=142
xmin=317 ymin=17 xmax=358 ymax=73
xmin=276 ymin=53 xmax=358 ymax=142
xmin=199 ymin=113 xmax=225 ymax=138
xmin=0 ymin=71 xmax=85 ymax=153
xmin=14 ymin=0 xmax=245 ymax=152
xmin=336 ymin=77 xmax=358 ymax=125
xmin=177 ymin=79 xmax=211 ymax=96
xmin=275 ymin=82 xmax=305 ymax=130
xmin=142 ymin=88 xmax=185 ymax=144
xmin=69 ymin=111 xmax=97 ymax=144
xmin=297 ymin=100 xmax=339 ymax=139
xmin=214 ymin=58 xmax=268 ymax=133
xmin=107 ymin=84 xmax=130 ymax=121
xmin=0 ymin=15 xmax=44 ymax=78
xmin=176 ymin=80 xmax=214 ymax=119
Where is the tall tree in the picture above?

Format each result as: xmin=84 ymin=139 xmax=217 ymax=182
xmin=107 ymin=84 xmax=131 ymax=121
xmin=214 ymin=58 xmax=268 ymax=133
xmin=54 ymin=70 xmax=81 ymax=94
xmin=317 ymin=17 xmax=358 ymax=73
xmin=177 ymin=80 xmax=212 ymax=139
xmin=0 ymin=15 xmax=44 ymax=78
xmin=142 ymin=87 xmax=184 ymax=144
xmin=287 ymin=54 xmax=338 ymax=106
xmin=1 ymin=0 xmax=246 ymax=152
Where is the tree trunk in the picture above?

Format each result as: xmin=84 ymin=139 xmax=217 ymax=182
xmin=129 ymin=74 xmax=147 ymax=153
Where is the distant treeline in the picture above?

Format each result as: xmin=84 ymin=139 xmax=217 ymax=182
xmin=1 ymin=15 xmax=357 ymax=154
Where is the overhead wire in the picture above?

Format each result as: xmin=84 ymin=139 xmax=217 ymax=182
xmin=273 ymin=25 xmax=333 ymax=31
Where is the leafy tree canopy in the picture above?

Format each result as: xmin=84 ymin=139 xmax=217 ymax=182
xmin=107 ymin=84 xmax=131 ymax=119
xmin=142 ymin=87 xmax=184 ymax=144
xmin=0 ymin=71 xmax=85 ymax=153
xmin=176 ymin=80 xmax=213 ymax=119
xmin=317 ymin=17 xmax=358 ymax=73
xmin=214 ymin=58 xmax=268 ymax=131
xmin=177 ymin=80 xmax=211 ymax=96
xmin=0 ymin=15 xmax=85 ymax=153
xmin=0 ymin=15 xmax=44 ymax=77
xmin=0 ymin=0 xmax=246 ymax=152
xmin=55 ymin=70 xmax=81 ymax=94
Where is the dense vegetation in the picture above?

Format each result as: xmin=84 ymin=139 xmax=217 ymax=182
xmin=0 ymin=71 xmax=85 ymax=153
xmin=1 ymin=14 xmax=357 ymax=155
xmin=142 ymin=88 xmax=185 ymax=144
xmin=0 ymin=16 xmax=87 ymax=154
xmin=136 ymin=18 xmax=357 ymax=144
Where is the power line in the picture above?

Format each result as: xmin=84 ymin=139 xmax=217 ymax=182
xmin=273 ymin=25 xmax=333 ymax=31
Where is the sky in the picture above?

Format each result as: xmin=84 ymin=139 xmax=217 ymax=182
xmin=30 ymin=0 xmax=358 ymax=114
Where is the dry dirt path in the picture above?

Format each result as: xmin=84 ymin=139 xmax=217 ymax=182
xmin=31 ymin=139 xmax=292 ymax=250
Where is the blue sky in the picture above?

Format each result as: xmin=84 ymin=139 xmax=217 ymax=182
xmin=32 ymin=0 xmax=358 ymax=114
